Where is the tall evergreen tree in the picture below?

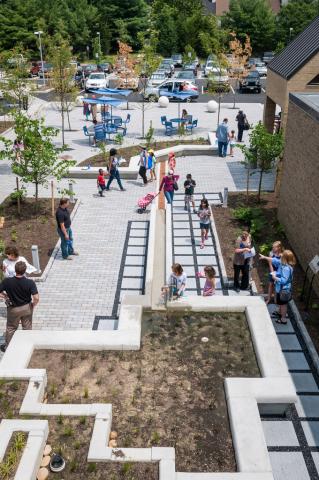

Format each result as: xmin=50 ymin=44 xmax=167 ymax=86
xmin=276 ymin=0 xmax=319 ymax=46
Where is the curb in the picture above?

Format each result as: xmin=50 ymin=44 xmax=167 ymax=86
xmin=32 ymin=199 xmax=81 ymax=283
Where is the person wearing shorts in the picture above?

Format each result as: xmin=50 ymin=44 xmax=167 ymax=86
xmin=184 ymin=174 xmax=196 ymax=213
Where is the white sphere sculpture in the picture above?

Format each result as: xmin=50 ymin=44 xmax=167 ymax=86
xmin=158 ymin=96 xmax=169 ymax=108
xmin=207 ymin=100 xmax=218 ymax=113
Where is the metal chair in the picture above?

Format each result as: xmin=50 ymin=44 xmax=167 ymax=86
xmin=83 ymin=126 xmax=94 ymax=145
xmin=104 ymin=125 xmax=119 ymax=141
xmin=186 ymin=119 xmax=198 ymax=133
xmin=165 ymin=121 xmax=176 ymax=136
xmin=161 ymin=115 xmax=167 ymax=125
xmin=94 ymin=127 xmax=106 ymax=144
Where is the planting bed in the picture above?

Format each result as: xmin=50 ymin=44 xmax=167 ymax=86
xmin=29 ymin=311 xmax=260 ymax=473
xmin=78 ymin=139 xmax=209 ymax=167
xmin=0 ymin=197 xmax=74 ymax=277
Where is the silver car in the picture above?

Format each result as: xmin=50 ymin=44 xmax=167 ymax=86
xmin=255 ymin=62 xmax=267 ymax=77
xmin=147 ymin=72 xmax=167 ymax=87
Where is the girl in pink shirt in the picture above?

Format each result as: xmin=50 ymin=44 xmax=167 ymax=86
xmin=197 ymin=266 xmax=216 ymax=296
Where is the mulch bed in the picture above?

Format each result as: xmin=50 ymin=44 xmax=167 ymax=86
xmin=78 ymin=139 xmax=209 ymax=168
xmin=0 ymin=121 xmax=14 ymax=134
xmin=29 ymin=311 xmax=260 ymax=473
xmin=0 ymin=197 xmax=74 ymax=278
xmin=213 ymin=191 xmax=319 ymax=353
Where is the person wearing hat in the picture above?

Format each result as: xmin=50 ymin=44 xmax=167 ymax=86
xmin=159 ymin=170 xmax=179 ymax=204
xmin=138 ymin=146 xmax=148 ymax=185
xmin=147 ymin=149 xmax=156 ymax=182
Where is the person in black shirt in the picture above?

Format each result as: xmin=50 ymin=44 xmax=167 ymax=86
xmin=184 ymin=174 xmax=196 ymax=213
xmin=56 ymin=198 xmax=79 ymax=260
xmin=0 ymin=261 xmax=39 ymax=352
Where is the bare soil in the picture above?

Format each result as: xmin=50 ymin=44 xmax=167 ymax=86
xmin=29 ymin=312 xmax=260 ymax=473
xmin=78 ymin=139 xmax=209 ymax=168
xmin=0 ymin=197 xmax=74 ymax=278
xmin=213 ymin=192 xmax=319 ymax=353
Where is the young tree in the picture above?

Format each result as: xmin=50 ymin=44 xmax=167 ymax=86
xmin=49 ymin=38 xmax=78 ymax=145
xmin=114 ymin=41 xmax=138 ymax=89
xmin=229 ymin=33 xmax=251 ymax=108
xmin=0 ymin=113 xmax=75 ymax=206
xmin=240 ymin=122 xmax=284 ymax=202
xmin=0 ymin=48 xmax=31 ymax=113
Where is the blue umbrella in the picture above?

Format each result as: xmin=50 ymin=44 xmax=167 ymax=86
xmin=85 ymin=96 xmax=124 ymax=120
xmin=92 ymin=88 xmax=132 ymax=97
xmin=159 ymin=90 xmax=195 ymax=117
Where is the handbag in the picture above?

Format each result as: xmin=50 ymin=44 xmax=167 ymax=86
xmin=173 ymin=181 xmax=179 ymax=191
xmin=279 ymin=267 xmax=293 ymax=302
xmin=243 ymin=121 xmax=250 ymax=131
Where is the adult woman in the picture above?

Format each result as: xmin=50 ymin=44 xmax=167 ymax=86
xmin=235 ymin=110 xmax=248 ymax=142
xmin=105 ymin=148 xmax=125 ymax=191
xmin=259 ymin=240 xmax=283 ymax=304
xmin=233 ymin=231 xmax=252 ymax=292
xmin=159 ymin=170 xmax=179 ymax=204
xmin=271 ymin=250 xmax=296 ymax=325
xmin=1 ymin=245 xmax=36 ymax=278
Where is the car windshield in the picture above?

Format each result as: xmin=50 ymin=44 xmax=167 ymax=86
xmin=248 ymin=71 xmax=260 ymax=77
xmin=256 ymin=63 xmax=265 ymax=68
xmin=151 ymin=74 xmax=165 ymax=80
xmin=177 ymin=72 xmax=194 ymax=78
xmin=89 ymin=74 xmax=104 ymax=79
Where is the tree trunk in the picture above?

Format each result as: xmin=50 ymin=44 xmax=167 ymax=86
xmin=246 ymin=167 xmax=250 ymax=205
xmin=61 ymin=104 xmax=65 ymax=146
xmin=258 ymin=169 xmax=263 ymax=203
xmin=66 ymin=105 xmax=71 ymax=131
xmin=142 ymin=101 xmax=145 ymax=138
xmin=16 ymin=177 xmax=21 ymax=215
xmin=35 ymin=182 xmax=39 ymax=211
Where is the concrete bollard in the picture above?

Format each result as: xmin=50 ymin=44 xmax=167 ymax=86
xmin=223 ymin=187 xmax=228 ymax=208
xmin=68 ymin=182 xmax=74 ymax=203
xmin=31 ymin=245 xmax=41 ymax=273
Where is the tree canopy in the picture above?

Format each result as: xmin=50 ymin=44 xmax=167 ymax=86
xmin=276 ymin=0 xmax=319 ymax=46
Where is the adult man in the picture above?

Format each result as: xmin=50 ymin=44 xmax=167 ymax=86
xmin=0 ymin=261 xmax=39 ymax=352
xmin=216 ymin=118 xmax=230 ymax=158
xmin=56 ymin=198 xmax=79 ymax=260
xmin=138 ymin=146 xmax=148 ymax=185
xmin=236 ymin=110 xmax=247 ymax=142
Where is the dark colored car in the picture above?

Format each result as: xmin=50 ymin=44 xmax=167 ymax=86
xmin=239 ymin=71 xmax=261 ymax=93
xmin=97 ymin=62 xmax=112 ymax=74
xmin=172 ymin=54 xmax=183 ymax=67
xmin=81 ymin=64 xmax=98 ymax=78
xmin=30 ymin=61 xmax=42 ymax=77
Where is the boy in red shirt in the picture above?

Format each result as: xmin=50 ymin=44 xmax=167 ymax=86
xmin=97 ymin=168 xmax=107 ymax=196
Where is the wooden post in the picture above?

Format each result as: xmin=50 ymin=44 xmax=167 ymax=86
xmin=51 ymin=180 xmax=55 ymax=217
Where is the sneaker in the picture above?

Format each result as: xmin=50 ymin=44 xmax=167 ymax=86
xmin=0 ymin=344 xmax=6 ymax=353
xmin=70 ymin=252 xmax=79 ymax=256
xmin=193 ymin=209 xmax=197 ymax=214
xmin=200 ymin=242 xmax=204 ymax=249
xmin=120 ymin=188 xmax=126 ymax=191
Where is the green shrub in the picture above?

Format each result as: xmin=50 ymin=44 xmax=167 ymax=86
xmin=259 ymin=242 xmax=273 ymax=255
xmin=232 ymin=206 xmax=254 ymax=223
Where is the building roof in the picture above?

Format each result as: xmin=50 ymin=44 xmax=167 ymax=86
xmin=201 ymin=0 xmax=216 ymax=14
xmin=268 ymin=16 xmax=319 ymax=80
xmin=290 ymin=93 xmax=319 ymax=123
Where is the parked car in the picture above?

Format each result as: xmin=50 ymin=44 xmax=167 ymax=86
xmin=263 ymin=51 xmax=274 ymax=64
xmin=248 ymin=57 xmax=261 ymax=68
xmin=239 ymin=71 xmax=261 ymax=93
xmin=172 ymin=54 xmax=183 ymax=67
xmin=155 ymin=68 xmax=170 ymax=78
xmin=29 ymin=61 xmax=42 ymax=77
xmin=74 ymin=70 xmax=85 ymax=88
xmin=82 ymin=64 xmax=98 ymax=78
xmin=254 ymin=62 xmax=267 ymax=77
xmin=38 ymin=63 xmax=53 ymax=78
xmin=207 ymin=68 xmax=230 ymax=92
xmin=144 ymin=78 xmax=198 ymax=102
xmin=182 ymin=62 xmax=198 ymax=76
xmin=204 ymin=60 xmax=219 ymax=77
xmin=147 ymin=72 xmax=167 ymax=87
xmin=176 ymin=70 xmax=196 ymax=81
xmin=97 ymin=62 xmax=112 ymax=74
xmin=85 ymin=72 xmax=109 ymax=92
xmin=159 ymin=59 xmax=175 ymax=77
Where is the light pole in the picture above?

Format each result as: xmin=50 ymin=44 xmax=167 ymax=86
xmin=289 ymin=27 xmax=294 ymax=41
xmin=34 ymin=30 xmax=45 ymax=86
xmin=97 ymin=32 xmax=101 ymax=61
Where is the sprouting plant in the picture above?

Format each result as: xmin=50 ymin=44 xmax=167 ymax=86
xmin=122 ymin=462 xmax=133 ymax=475
xmin=73 ymin=440 xmax=81 ymax=450
xmin=57 ymin=414 xmax=64 ymax=425
xmin=87 ymin=462 xmax=97 ymax=473
xmin=83 ymin=387 xmax=89 ymax=399
xmin=63 ymin=424 xmax=74 ymax=437
xmin=79 ymin=416 xmax=86 ymax=426
xmin=70 ymin=459 xmax=77 ymax=472
xmin=50 ymin=383 xmax=57 ymax=396
xmin=10 ymin=229 xmax=18 ymax=242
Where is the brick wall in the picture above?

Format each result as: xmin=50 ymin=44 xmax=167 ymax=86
xmin=278 ymin=100 xmax=319 ymax=294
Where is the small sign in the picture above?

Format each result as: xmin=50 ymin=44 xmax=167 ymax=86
xmin=309 ymin=255 xmax=319 ymax=275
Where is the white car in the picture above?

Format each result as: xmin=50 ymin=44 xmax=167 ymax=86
xmin=254 ymin=62 xmax=267 ymax=77
xmin=204 ymin=60 xmax=219 ymax=77
xmin=147 ymin=72 xmax=167 ymax=87
xmin=85 ymin=72 xmax=108 ymax=92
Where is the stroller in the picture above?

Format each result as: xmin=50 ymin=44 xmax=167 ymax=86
xmin=137 ymin=192 xmax=159 ymax=213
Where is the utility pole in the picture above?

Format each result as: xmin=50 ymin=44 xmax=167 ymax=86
xmin=34 ymin=30 xmax=45 ymax=86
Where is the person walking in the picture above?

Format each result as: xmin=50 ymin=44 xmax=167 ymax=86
xmin=83 ymin=101 xmax=91 ymax=121
xmin=184 ymin=173 xmax=196 ymax=213
xmin=236 ymin=110 xmax=248 ymax=142
xmin=97 ymin=168 xmax=107 ymax=197
xmin=197 ymin=198 xmax=211 ymax=249
xmin=216 ymin=118 xmax=229 ymax=158
xmin=0 ymin=261 xmax=39 ymax=352
xmin=105 ymin=148 xmax=125 ymax=191
xmin=56 ymin=198 xmax=79 ymax=261
xmin=159 ymin=170 xmax=179 ymax=204
xmin=148 ymin=149 xmax=157 ymax=182
xmin=138 ymin=146 xmax=148 ymax=185
xmin=233 ymin=231 xmax=252 ymax=292
xmin=271 ymin=250 xmax=296 ymax=325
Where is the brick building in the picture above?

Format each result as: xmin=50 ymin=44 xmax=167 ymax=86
xmin=278 ymin=92 xmax=319 ymax=293
xmin=202 ymin=0 xmax=284 ymax=15
xmin=264 ymin=16 xmax=319 ymax=133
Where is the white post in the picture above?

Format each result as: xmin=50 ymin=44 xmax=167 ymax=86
xmin=31 ymin=245 xmax=41 ymax=273
xmin=223 ymin=187 xmax=228 ymax=208
xmin=68 ymin=182 xmax=74 ymax=203
xmin=34 ymin=31 xmax=45 ymax=87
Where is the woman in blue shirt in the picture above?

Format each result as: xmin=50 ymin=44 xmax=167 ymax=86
xmin=271 ymin=250 xmax=296 ymax=325
xmin=259 ymin=240 xmax=283 ymax=304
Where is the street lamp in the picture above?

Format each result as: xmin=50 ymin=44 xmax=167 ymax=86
xmin=34 ymin=30 xmax=45 ymax=86
xmin=96 ymin=32 xmax=101 ymax=61
xmin=289 ymin=27 xmax=294 ymax=41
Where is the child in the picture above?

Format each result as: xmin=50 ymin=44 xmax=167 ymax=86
xmin=97 ymin=168 xmax=107 ymax=196
xmin=197 ymin=266 xmax=216 ymax=296
xmin=168 ymin=152 xmax=176 ymax=172
xmin=148 ymin=149 xmax=157 ymax=182
xmin=83 ymin=101 xmax=90 ymax=121
xmin=229 ymin=130 xmax=236 ymax=157
xmin=197 ymin=198 xmax=211 ymax=249
xmin=259 ymin=241 xmax=284 ymax=304
xmin=184 ymin=174 xmax=196 ymax=213
xmin=168 ymin=263 xmax=187 ymax=299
